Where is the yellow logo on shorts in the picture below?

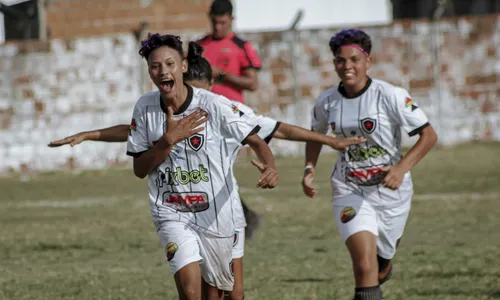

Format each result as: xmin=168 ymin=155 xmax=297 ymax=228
xmin=165 ymin=242 xmax=179 ymax=261
xmin=340 ymin=207 xmax=356 ymax=223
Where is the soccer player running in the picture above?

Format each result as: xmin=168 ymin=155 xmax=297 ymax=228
xmin=128 ymin=33 xmax=278 ymax=300
xmin=48 ymin=45 xmax=366 ymax=300
xmin=302 ymin=29 xmax=438 ymax=300
xmin=197 ymin=0 xmax=264 ymax=241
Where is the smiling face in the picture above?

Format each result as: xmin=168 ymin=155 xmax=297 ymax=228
xmin=333 ymin=46 xmax=371 ymax=93
xmin=147 ymin=45 xmax=188 ymax=101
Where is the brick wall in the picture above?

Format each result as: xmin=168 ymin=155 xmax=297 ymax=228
xmin=45 ymin=0 xmax=212 ymax=39
xmin=1 ymin=14 xmax=499 ymax=173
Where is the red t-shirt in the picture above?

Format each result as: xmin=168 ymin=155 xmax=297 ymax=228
xmin=197 ymin=33 xmax=262 ymax=103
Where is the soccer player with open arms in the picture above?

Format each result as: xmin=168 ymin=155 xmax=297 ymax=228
xmin=130 ymin=33 xmax=279 ymax=300
xmin=48 ymin=44 xmax=366 ymax=300
xmin=302 ymin=29 xmax=438 ymax=300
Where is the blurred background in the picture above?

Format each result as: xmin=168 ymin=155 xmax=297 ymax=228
xmin=0 ymin=0 xmax=499 ymax=173
xmin=1 ymin=1 xmax=500 ymax=299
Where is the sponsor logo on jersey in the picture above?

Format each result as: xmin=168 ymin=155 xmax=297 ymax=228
xmin=231 ymin=104 xmax=244 ymax=116
xmin=405 ymin=97 xmax=418 ymax=112
xmin=340 ymin=207 xmax=356 ymax=223
xmin=188 ymin=133 xmax=204 ymax=152
xmin=361 ymin=118 xmax=376 ymax=134
xmin=163 ymin=191 xmax=209 ymax=212
xmin=346 ymin=166 xmax=387 ymax=186
xmin=346 ymin=145 xmax=389 ymax=162
xmin=156 ymin=164 xmax=209 ymax=187
xmin=165 ymin=242 xmax=178 ymax=261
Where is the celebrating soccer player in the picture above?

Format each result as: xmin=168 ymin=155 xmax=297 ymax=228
xmin=303 ymin=28 xmax=438 ymax=300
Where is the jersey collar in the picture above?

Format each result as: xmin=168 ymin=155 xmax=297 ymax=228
xmin=160 ymin=84 xmax=194 ymax=115
xmin=338 ymin=77 xmax=372 ymax=99
xmin=211 ymin=32 xmax=235 ymax=41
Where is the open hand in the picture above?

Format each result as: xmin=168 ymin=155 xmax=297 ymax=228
xmin=163 ymin=107 xmax=208 ymax=146
xmin=48 ymin=132 xmax=87 ymax=147
xmin=327 ymin=136 xmax=367 ymax=151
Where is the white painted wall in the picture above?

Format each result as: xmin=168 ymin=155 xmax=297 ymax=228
xmin=233 ymin=0 xmax=393 ymax=32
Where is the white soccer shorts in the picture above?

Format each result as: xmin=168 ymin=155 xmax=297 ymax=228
xmin=157 ymin=221 xmax=234 ymax=291
xmin=332 ymin=193 xmax=412 ymax=259
xmin=232 ymin=228 xmax=245 ymax=259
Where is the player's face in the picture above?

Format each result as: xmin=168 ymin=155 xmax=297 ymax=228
xmin=333 ymin=46 xmax=371 ymax=89
xmin=187 ymin=79 xmax=213 ymax=91
xmin=148 ymin=46 xmax=188 ymax=100
xmin=210 ymin=14 xmax=233 ymax=39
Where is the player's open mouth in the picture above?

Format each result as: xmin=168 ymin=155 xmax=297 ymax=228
xmin=160 ymin=79 xmax=175 ymax=93
xmin=344 ymin=72 xmax=354 ymax=78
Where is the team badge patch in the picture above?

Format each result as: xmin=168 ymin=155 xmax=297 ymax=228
xmin=340 ymin=207 xmax=356 ymax=223
xmin=188 ymin=133 xmax=204 ymax=151
xmin=405 ymin=97 xmax=418 ymax=112
xmin=233 ymin=232 xmax=239 ymax=246
xmin=229 ymin=260 xmax=234 ymax=276
xmin=129 ymin=119 xmax=137 ymax=136
xmin=330 ymin=122 xmax=336 ymax=132
xmin=165 ymin=242 xmax=179 ymax=261
xmin=361 ymin=118 xmax=376 ymax=134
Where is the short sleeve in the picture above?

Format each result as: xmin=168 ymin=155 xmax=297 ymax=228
xmin=126 ymin=101 xmax=149 ymax=157
xmin=234 ymin=102 xmax=279 ymax=143
xmin=390 ymin=88 xmax=430 ymax=136
xmin=311 ymin=98 xmax=330 ymax=134
xmin=240 ymin=42 xmax=262 ymax=70
xmin=212 ymin=97 xmax=260 ymax=145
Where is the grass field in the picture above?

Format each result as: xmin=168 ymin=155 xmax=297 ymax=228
xmin=1 ymin=143 xmax=500 ymax=300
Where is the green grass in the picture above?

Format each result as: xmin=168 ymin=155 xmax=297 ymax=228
xmin=1 ymin=143 xmax=499 ymax=300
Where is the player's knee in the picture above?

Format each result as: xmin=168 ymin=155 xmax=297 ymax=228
xmin=353 ymin=257 xmax=377 ymax=277
xmin=180 ymin=284 xmax=200 ymax=300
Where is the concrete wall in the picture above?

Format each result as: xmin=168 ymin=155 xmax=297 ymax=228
xmin=1 ymin=14 xmax=499 ymax=173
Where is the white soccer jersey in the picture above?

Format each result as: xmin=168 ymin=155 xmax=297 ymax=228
xmin=127 ymin=85 xmax=260 ymax=237
xmin=311 ymin=78 xmax=430 ymax=207
xmin=224 ymin=102 xmax=280 ymax=229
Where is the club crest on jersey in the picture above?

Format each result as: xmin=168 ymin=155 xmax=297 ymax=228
xmin=188 ymin=134 xmax=204 ymax=152
xmin=361 ymin=118 xmax=376 ymax=134
xmin=129 ymin=119 xmax=137 ymax=136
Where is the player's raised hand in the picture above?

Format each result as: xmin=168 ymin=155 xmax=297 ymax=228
xmin=302 ymin=167 xmax=317 ymax=198
xmin=381 ymin=165 xmax=404 ymax=190
xmin=327 ymin=136 xmax=367 ymax=151
xmin=163 ymin=107 xmax=208 ymax=146
xmin=48 ymin=132 xmax=87 ymax=147
xmin=251 ymin=159 xmax=279 ymax=189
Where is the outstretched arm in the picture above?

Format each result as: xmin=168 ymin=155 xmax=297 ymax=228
xmin=48 ymin=125 xmax=129 ymax=147
xmin=273 ymin=122 xmax=365 ymax=151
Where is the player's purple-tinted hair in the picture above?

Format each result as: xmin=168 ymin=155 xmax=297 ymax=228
xmin=329 ymin=29 xmax=372 ymax=57
xmin=139 ymin=33 xmax=184 ymax=60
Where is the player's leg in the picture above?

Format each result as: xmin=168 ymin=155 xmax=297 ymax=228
xmin=241 ymin=198 xmax=261 ymax=240
xmin=157 ymin=221 xmax=204 ymax=300
xmin=197 ymin=232 xmax=234 ymax=300
xmin=376 ymin=199 xmax=412 ymax=285
xmin=228 ymin=229 xmax=245 ymax=300
xmin=333 ymin=196 xmax=383 ymax=300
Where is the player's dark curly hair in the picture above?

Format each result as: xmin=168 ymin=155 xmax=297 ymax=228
xmin=138 ymin=33 xmax=184 ymax=60
xmin=210 ymin=0 xmax=233 ymax=16
xmin=329 ymin=28 xmax=372 ymax=56
xmin=184 ymin=42 xmax=213 ymax=84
